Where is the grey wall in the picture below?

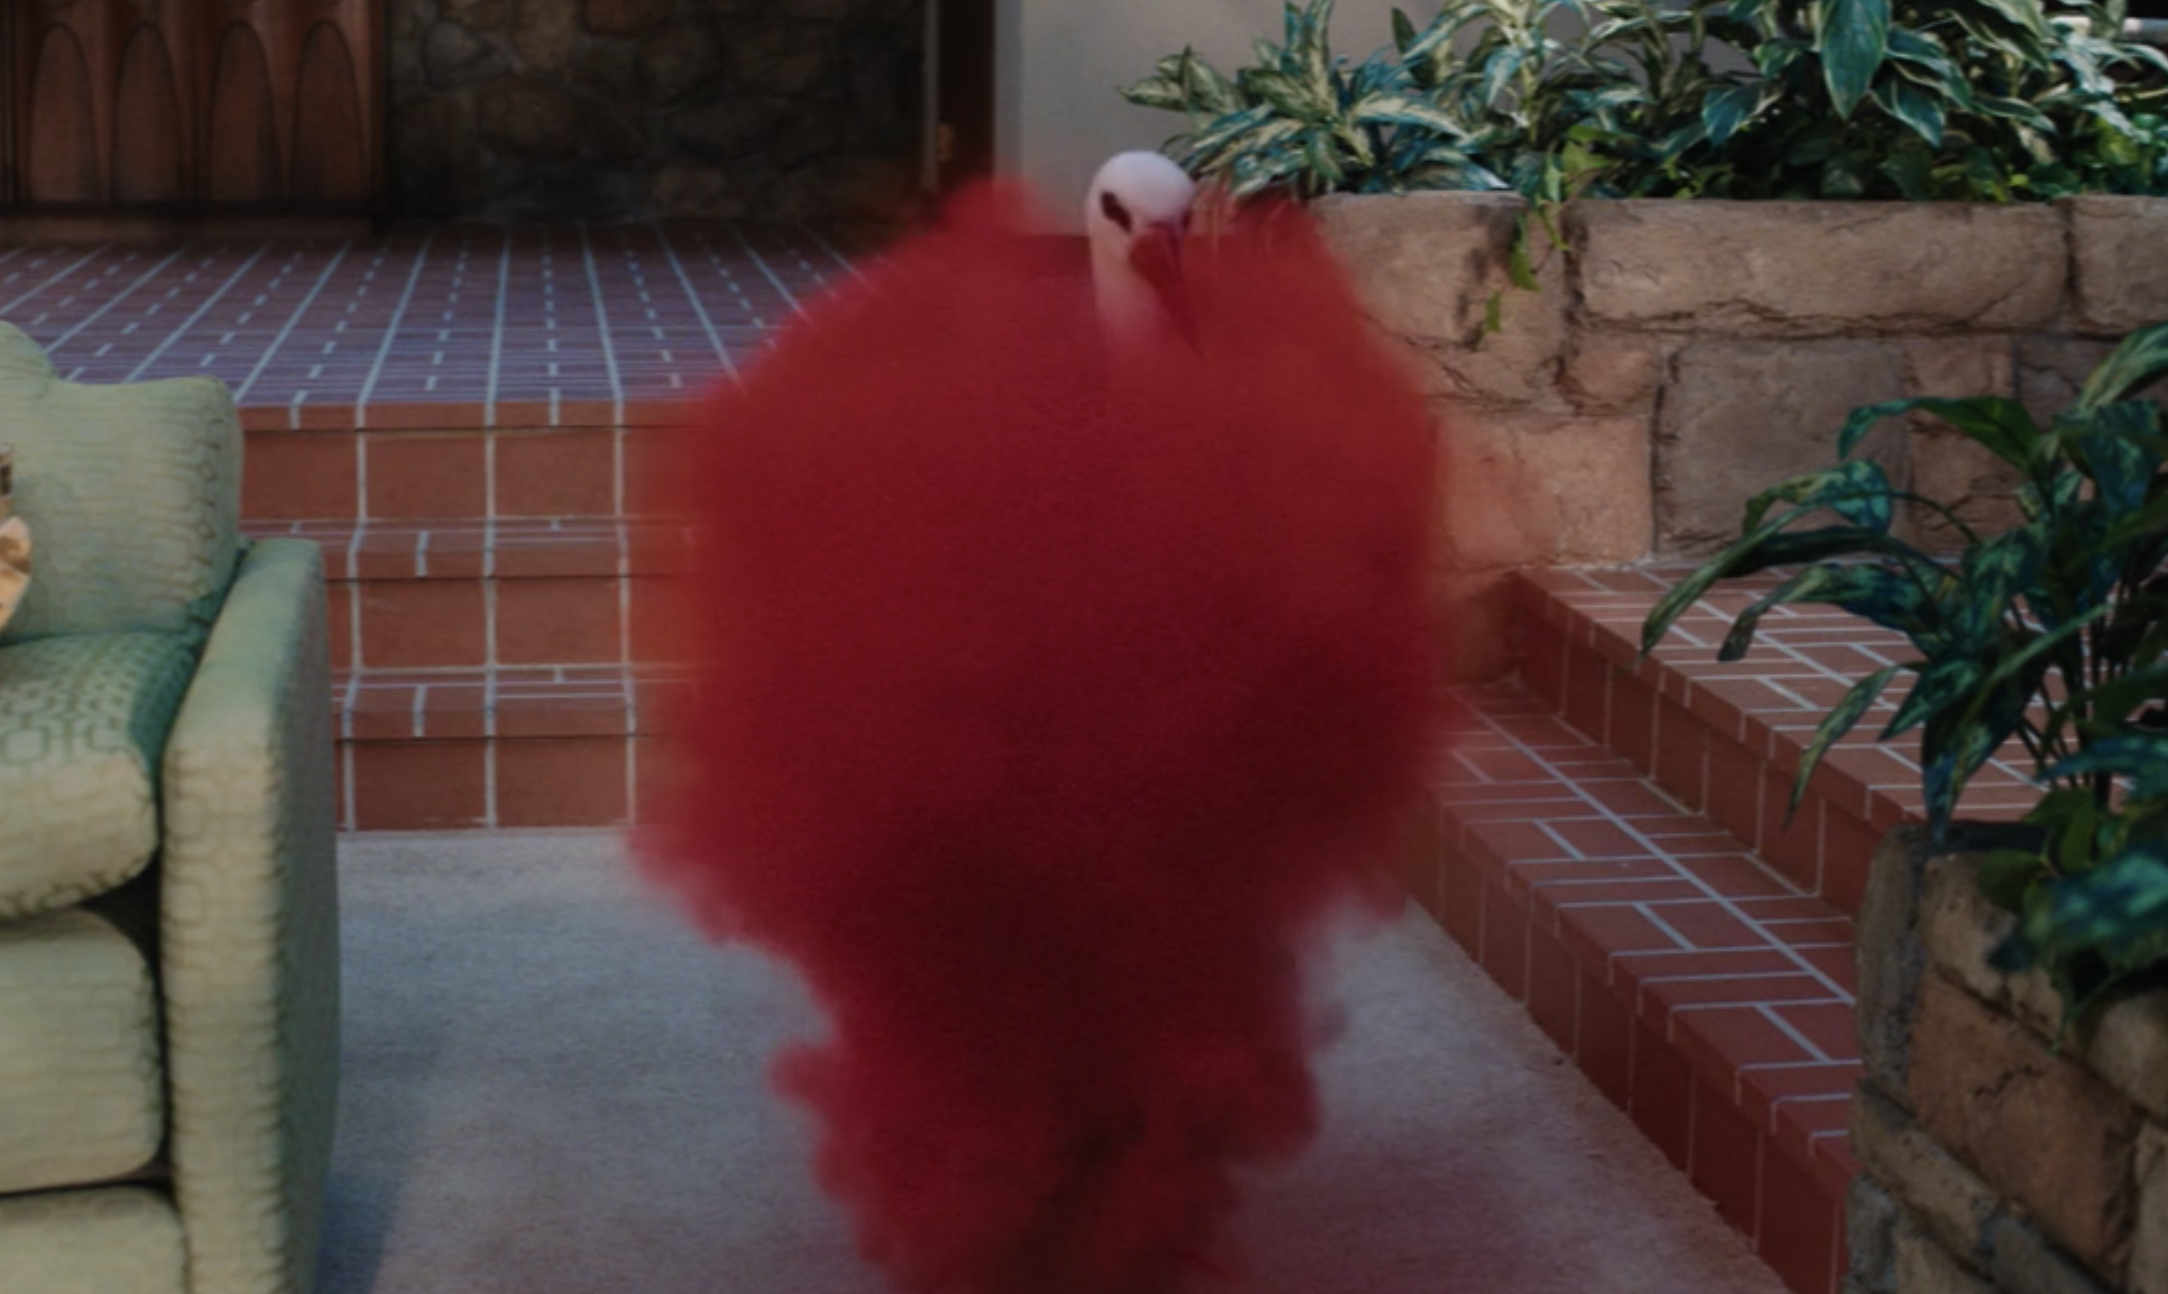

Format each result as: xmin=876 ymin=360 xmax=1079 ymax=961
xmin=386 ymin=0 xmax=926 ymax=222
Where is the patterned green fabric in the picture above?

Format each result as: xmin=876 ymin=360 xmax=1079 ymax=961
xmin=161 ymin=539 xmax=340 ymax=1294
xmin=0 ymin=634 xmax=197 ymax=921
xmin=0 ymin=1187 xmax=185 ymax=1294
xmin=0 ymin=323 xmax=241 ymax=646
xmin=0 ymin=909 xmax=162 ymax=1194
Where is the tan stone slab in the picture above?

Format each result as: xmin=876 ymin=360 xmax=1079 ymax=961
xmin=2133 ymin=1122 xmax=2168 ymax=1294
xmin=1853 ymin=1079 xmax=1997 ymax=1267
xmin=1314 ymin=191 xmax=1530 ymax=343
xmin=1317 ymin=192 xmax=1569 ymax=406
xmin=1896 ymin=1218 xmax=1997 ymax=1294
xmin=1656 ymin=338 xmax=1907 ymax=552
xmin=2064 ymin=195 xmax=2168 ymax=334
xmin=1572 ymin=201 xmax=2067 ymax=336
xmin=1438 ymin=407 xmax=1653 ymax=568
xmin=1909 ymin=972 xmax=2139 ymax=1276
xmin=2081 ymin=990 xmax=2168 ymax=1125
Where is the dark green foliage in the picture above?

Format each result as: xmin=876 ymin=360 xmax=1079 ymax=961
xmin=1641 ymin=325 xmax=2168 ymax=1020
xmin=1122 ymin=0 xmax=2168 ymax=205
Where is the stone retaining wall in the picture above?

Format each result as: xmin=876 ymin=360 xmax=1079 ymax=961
xmin=1850 ymin=827 xmax=2168 ymax=1294
xmin=1313 ymin=194 xmax=2168 ymax=678
xmin=386 ymin=0 xmax=925 ymax=222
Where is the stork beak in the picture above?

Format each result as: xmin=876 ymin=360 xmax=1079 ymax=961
xmin=1127 ymin=220 xmax=1198 ymax=351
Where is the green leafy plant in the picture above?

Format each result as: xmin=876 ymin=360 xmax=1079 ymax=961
xmin=1639 ymin=323 xmax=2168 ymax=1016
xmin=1123 ymin=0 xmax=2168 ymax=205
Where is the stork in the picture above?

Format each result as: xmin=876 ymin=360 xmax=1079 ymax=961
xmin=1083 ymin=150 xmax=1199 ymax=352
xmin=636 ymin=154 xmax=1446 ymax=1294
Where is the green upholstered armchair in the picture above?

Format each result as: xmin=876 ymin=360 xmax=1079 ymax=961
xmin=0 ymin=324 xmax=339 ymax=1294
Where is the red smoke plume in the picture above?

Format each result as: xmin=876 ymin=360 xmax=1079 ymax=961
xmin=636 ymin=183 xmax=1446 ymax=1293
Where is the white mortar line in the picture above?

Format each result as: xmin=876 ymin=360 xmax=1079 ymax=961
xmin=47 ymin=246 xmax=189 ymax=350
xmin=235 ymin=243 xmax=353 ymax=406
xmin=0 ymin=244 xmax=107 ymax=317
xmin=730 ymin=224 xmax=803 ymax=316
xmin=1459 ymin=697 xmax=1856 ymax=1003
xmin=657 ymin=224 xmax=739 ymax=382
xmin=124 ymin=246 xmax=271 ymax=381
xmin=356 ymin=229 xmax=437 ymax=421
xmin=579 ymin=222 xmax=627 ymax=426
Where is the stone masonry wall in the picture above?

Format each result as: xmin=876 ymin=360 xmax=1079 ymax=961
xmin=1849 ymin=828 xmax=2168 ymax=1294
xmin=1312 ymin=193 xmax=2168 ymax=680
xmin=386 ymin=0 xmax=926 ymax=222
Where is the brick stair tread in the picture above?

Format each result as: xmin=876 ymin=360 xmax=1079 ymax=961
xmin=1433 ymin=679 xmax=1862 ymax=1211
xmin=1518 ymin=565 xmax=2039 ymax=830
xmin=245 ymin=518 xmax=691 ymax=582
xmin=332 ymin=666 xmax=688 ymax=742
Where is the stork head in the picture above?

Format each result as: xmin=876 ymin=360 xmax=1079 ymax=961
xmin=1085 ymin=151 xmax=1198 ymax=352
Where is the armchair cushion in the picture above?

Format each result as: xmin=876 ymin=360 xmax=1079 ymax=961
xmin=0 ymin=323 xmax=241 ymax=646
xmin=0 ymin=1188 xmax=184 ymax=1294
xmin=0 ymin=909 xmax=162 ymax=1195
xmin=0 ymin=633 xmax=197 ymax=921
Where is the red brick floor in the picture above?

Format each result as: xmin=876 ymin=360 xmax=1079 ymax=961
xmin=0 ymin=223 xmax=858 ymax=427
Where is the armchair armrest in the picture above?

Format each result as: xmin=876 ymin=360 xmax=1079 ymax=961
xmin=159 ymin=538 xmax=340 ymax=1294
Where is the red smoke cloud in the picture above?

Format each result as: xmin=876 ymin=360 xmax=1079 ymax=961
xmin=636 ymin=184 xmax=1446 ymax=1293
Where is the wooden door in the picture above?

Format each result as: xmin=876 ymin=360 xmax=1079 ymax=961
xmin=4 ymin=0 xmax=382 ymax=215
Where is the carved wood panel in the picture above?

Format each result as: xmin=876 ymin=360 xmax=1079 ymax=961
xmin=4 ymin=0 xmax=381 ymax=213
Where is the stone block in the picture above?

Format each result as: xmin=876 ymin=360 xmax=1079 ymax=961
xmin=651 ymin=161 xmax=750 ymax=220
xmin=1908 ymin=972 xmax=2140 ymax=1274
xmin=2132 ymin=1122 xmax=2168 ymax=1294
xmin=1897 ymin=1219 xmax=1997 ymax=1294
xmin=1982 ymin=1211 xmax=2118 ymax=1294
xmin=424 ymin=20 xmax=509 ymax=90
xmin=514 ymin=0 xmax=583 ymax=71
xmin=1902 ymin=430 xmax=2030 ymax=548
xmin=1903 ymin=337 xmax=2018 ymax=406
xmin=1562 ymin=330 xmax=1663 ymax=414
xmin=2018 ymin=335 xmax=2168 ymax=428
xmin=1912 ymin=838 xmax=2069 ymax=1042
xmin=1433 ymin=567 xmax=1518 ymax=684
xmin=1573 ymin=201 xmax=2067 ymax=336
xmin=1313 ymin=191 xmax=1539 ymax=346
xmin=639 ymin=27 xmax=721 ymax=103
xmin=1849 ymin=1173 xmax=1904 ymax=1294
xmin=445 ymin=0 xmax=513 ymax=31
xmin=670 ymin=100 xmax=785 ymax=162
xmin=1437 ymin=408 xmax=1652 ymax=569
xmin=1860 ymin=827 xmax=1932 ymax=1096
xmin=2017 ymin=337 xmax=2117 ymax=427
xmin=728 ymin=24 xmax=833 ymax=96
xmin=584 ymin=0 xmax=676 ymax=35
xmin=476 ymin=77 xmax=643 ymax=165
xmin=1854 ymin=1079 xmax=1996 ymax=1268
xmin=2064 ymin=195 xmax=2168 ymax=334
xmin=2082 ymin=991 xmax=2168 ymax=1124
xmin=388 ymin=0 xmax=427 ymax=85
xmin=1656 ymin=338 xmax=1906 ymax=553
xmin=389 ymin=91 xmax=484 ymax=220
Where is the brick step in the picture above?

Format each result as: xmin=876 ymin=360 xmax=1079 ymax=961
xmin=239 ymin=419 xmax=690 ymax=528
xmin=242 ymin=519 xmax=693 ymax=673
xmin=1512 ymin=567 xmax=2033 ymax=919
xmin=238 ymin=517 xmax=698 ymax=831
xmin=329 ymin=664 xmax=689 ymax=832
xmin=1424 ymin=678 xmax=1860 ymax=1294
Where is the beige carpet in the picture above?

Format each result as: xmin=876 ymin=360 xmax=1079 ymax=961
xmin=314 ymin=829 xmax=1788 ymax=1294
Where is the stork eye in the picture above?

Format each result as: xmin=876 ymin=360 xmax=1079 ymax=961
xmin=1100 ymin=192 xmax=1134 ymax=233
